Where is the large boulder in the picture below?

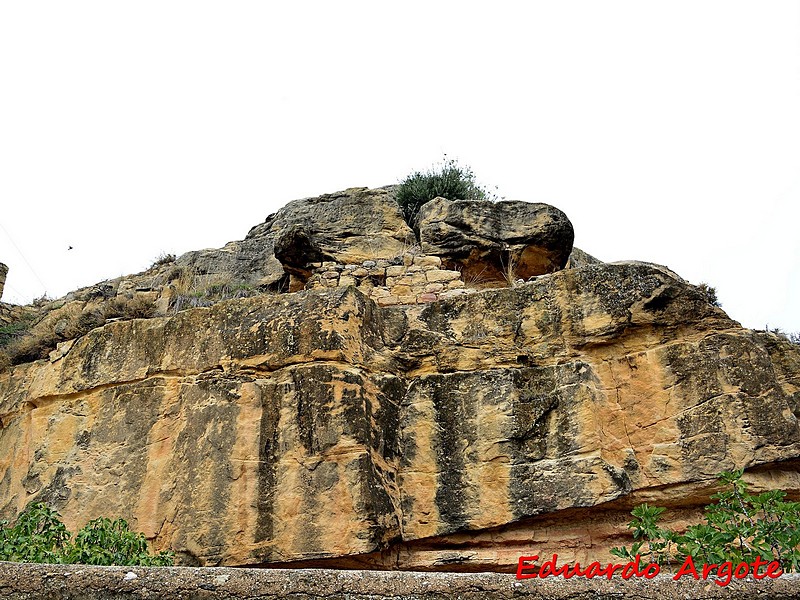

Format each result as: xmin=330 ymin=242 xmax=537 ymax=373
xmin=417 ymin=198 xmax=574 ymax=284
xmin=252 ymin=186 xmax=415 ymax=267
xmin=175 ymin=237 xmax=286 ymax=291
xmin=171 ymin=187 xmax=415 ymax=292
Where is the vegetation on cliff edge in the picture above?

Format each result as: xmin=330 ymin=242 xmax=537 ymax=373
xmin=396 ymin=155 xmax=496 ymax=227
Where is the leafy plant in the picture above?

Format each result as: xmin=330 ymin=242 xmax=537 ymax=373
xmin=0 ymin=503 xmax=70 ymax=563
xmin=65 ymin=517 xmax=174 ymax=566
xmin=611 ymin=470 xmax=800 ymax=572
xmin=0 ymin=502 xmax=173 ymax=566
xmin=396 ymin=155 xmax=495 ymax=228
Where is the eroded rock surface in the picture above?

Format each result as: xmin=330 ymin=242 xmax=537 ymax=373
xmin=253 ymin=186 xmax=415 ymax=269
xmin=0 ymin=262 xmax=7 ymax=301
xmin=1 ymin=260 xmax=798 ymax=570
xmin=154 ymin=187 xmax=416 ymax=294
xmin=566 ymin=246 xmax=601 ymax=268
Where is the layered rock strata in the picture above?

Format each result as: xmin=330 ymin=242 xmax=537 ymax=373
xmin=1 ymin=261 xmax=798 ymax=570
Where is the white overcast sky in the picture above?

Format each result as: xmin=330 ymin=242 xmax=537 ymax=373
xmin=1 ymin=2 xmax=798 ymax=332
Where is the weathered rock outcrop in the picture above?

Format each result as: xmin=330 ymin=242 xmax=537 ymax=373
xmin=0 ymin=262 xmax=7 ymax=301
xmin=160 ymin=187 xmax=416 ymax=294
xmin=1 ymin=256 xmax=798 ymax=570
xmin=566 ymin=247 xmax=601 ymax=268
xmin=0 ymin=188 xmax=586 ymax=371
xmin=169 ymin=188 xmax=577 ymax=296
xmin=417 ymin=198 xmax=575 ymax=284
xmin=264 ymin=186 xmax=415 ymax=264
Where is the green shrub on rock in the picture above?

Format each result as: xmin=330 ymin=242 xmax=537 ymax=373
xmin=396 ymin=156 xmax=493 ymax=227
xmin=697 ymin=282 xmax=721 ymax=307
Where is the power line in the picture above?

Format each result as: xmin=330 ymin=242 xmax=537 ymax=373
xmin=0 ymin=221 xmax=49 ymax=294
xmin=1 ymin=280 xmax=28 ymax=304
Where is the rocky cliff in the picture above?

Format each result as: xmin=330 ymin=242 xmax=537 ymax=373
xmin=0 ymin=187 xmax=798 ymax=572
xmin=0 ymin=262 xmax=8 ymax=301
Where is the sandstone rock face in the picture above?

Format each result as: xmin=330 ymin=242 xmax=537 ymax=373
xmin=1 ymin=260 xmax=798 ymax=571
xmin=0 ymin=262 xmax=7 ymax=301
xmin=40 ymin=188 xmax=572 ymax=318
xmin=173 ymin=187 xmax=415 ymax=292
xmin=175 ymin=239 xmax=287 ymax=290
xmin=566 ymin=246 xmax=601 ymax=268
xmin=417 ymin=198 xmax=574 ymax=285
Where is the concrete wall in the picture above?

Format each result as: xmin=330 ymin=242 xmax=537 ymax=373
xmin=0 ymin=563 xmax=798 ymax=600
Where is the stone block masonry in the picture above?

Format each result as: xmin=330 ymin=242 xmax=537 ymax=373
xmin=305 ymin=253 xmax=477 ymax=305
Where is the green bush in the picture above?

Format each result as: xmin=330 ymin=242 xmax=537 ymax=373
xmin=611 ymin=469 xmax=800 ymax=571
xmin=0 ymin=502 xmax=70 ymax=563
xmin=697 ymin=282 xmax=721 ymax=307
xmin=64 ymin=517 xmax=173 ymax=566
xmin=0 ymin=502 xmax=173 ymax=566
xmin=396 ymin=156 xmax=492 ymax=227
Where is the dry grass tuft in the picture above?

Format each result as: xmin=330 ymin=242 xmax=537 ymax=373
xmin=500 ymin=252 xmax=519 ymax=288
xmin=0 ymin=293 xmax=159 ymax=369
xmin=167 ymin=267 xmax=256 ymax=313
xmin=104 ymin=295 xmax=156 ymax=320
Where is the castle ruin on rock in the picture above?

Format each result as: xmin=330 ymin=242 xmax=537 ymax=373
xmin=0 ymin=186 xmax=798 ymax=571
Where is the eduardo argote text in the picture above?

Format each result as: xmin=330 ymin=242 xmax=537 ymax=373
xmin=517 ymin=553 xmax=783 ymax=587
